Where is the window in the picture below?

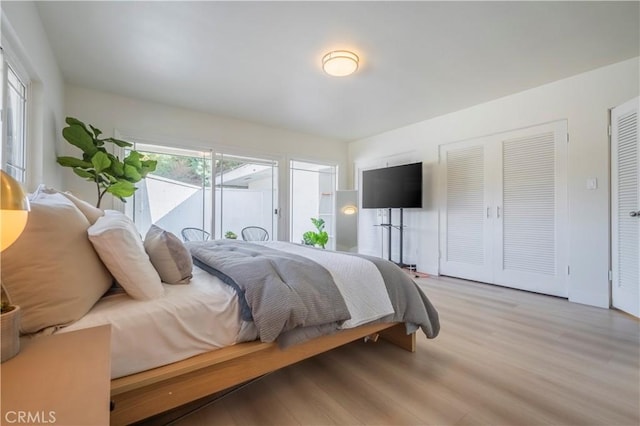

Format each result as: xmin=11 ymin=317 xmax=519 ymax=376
xmin=1 ymin=51 xmax=28 ymax=183
xmin=125 ymin=141 xmax=279 ymax=243
xmin=126 ymin=143 xmax=213 ymax=239
xmin=290 ymin=160 xmax=337 ymax=249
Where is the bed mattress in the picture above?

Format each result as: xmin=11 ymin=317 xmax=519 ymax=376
xmin=56 ymin=266 xmax=244 ymax=379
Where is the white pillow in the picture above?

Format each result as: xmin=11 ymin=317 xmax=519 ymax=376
xmin=1 ymin=190 xmax=112 ymax=333
xmin=32 ymin=185 xmax=104 ymax=224
xmin=88 ymin=211 xmax=164 ymax=300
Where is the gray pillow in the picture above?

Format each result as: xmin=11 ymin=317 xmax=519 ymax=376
xmin=144 ymin=225 xmax=193 ymax=284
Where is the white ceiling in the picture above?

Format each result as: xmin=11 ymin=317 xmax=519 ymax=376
xmin=36 ymin=1 xmax=639 ymax=141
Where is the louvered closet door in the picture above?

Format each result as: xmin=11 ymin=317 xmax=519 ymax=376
xmin=493 ymin=121 xmax=568 ymax=297
xmin=439 ymin=139 xmax=494 ymax=283
xmin=440 ymin=121 xmax=568 ymax=296
xmin=612 ymin=97 xmax=639 ymax=317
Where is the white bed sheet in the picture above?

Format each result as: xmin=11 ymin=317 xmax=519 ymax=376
xmin=56 ymin=266 xmax=243 ymax=379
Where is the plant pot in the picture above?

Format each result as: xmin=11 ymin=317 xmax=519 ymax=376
xmin=1 ymin=305 xmax=21 ymax=362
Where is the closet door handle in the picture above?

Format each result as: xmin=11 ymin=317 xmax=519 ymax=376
xmin=497 ymin=207 xmax=501 ymax=218
xmin=487 ymin=207 xmax=490 ymax=218
xmin=630 ymin=211 xmax=639 ymax=217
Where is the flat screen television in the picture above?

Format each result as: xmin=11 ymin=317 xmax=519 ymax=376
xmin=362 ymin=162 xmax=423 ymax=209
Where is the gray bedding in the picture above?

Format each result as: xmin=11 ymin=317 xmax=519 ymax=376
xmin=188 ymin=240 xmax=351 ymax=342
xmin=187 ymin=240 xmax=439 ymax=345
xmin=356 ymin=254 xmax=439 ymax=337
xmin=277 ymin=252 xmax=440 ymax=346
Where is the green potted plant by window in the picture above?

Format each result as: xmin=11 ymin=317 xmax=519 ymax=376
xmin=225 ymin=231 xmax=237 ymax=239
xmin=56 ymin=117 xmax=157 ymax=208
xmin=302 ymin=217 xmax=329 ymax=249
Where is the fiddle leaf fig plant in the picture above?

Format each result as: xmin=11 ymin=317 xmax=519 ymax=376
xmin=302 ymin=217 xmax=329 ymax=249
xmin=56 ymin=117 xmax=157 ymax=208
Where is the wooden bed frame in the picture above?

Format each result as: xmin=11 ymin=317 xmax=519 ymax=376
xmin=110 ymin=322 xmax=415 ymax=425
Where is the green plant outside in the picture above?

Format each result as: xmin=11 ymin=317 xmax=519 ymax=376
xmin=302 ymin=217 xmax=329 ymax=249
xmin=225 ymin=231 xmax=237 ymax=239
xmin=56 ymin=117 xmax=157 ymax=208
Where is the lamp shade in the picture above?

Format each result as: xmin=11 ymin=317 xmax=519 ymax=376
xmin=1 ymin=170 xmax=30 ymax=251
xmin=342 ymin=205 xmax=358 ymax=215
xmin=322 ymin=50 xmax=359 ymax=77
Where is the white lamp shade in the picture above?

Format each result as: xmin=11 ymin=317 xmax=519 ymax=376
xmin=342 ymin=205 xmax=358 ymax=215
xmin=322 ymin=50 xmax=359 ymax=77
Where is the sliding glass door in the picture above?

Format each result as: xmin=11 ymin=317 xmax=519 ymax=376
xmin=290 ymin=160 xmax=336 ymax=249
xmin=128 ymin=143 xmax=213 ymax=239
xmin=126 ymin=143 xmax=278 ymax=242
xmin=214 ymin=153 xmax=278 ymax=241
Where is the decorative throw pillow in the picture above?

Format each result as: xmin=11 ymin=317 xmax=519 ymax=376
xmin=144 ymin=225 xmax=193 ymax=284
xmin=0 ymin=190 xmax=113 ymax=334
xmin=87 ymin=210 xmax=164 ymax=300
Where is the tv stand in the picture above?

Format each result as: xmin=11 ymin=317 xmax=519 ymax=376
xmin=377 ymin=208 xmax=416 ymax=270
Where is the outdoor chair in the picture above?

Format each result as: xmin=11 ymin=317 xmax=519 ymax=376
xmin=241 ymin=226 xmax=269 ymax=241
xmin=181 ymin=227 xmax=211 ymax=242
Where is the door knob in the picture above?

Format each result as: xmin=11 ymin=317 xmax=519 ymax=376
xmin=630 ymin=211 xmax=639 ymax=217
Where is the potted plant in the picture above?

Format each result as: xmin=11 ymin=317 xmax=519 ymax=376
xmin=1 ymin=301 xmax=21 ymax=362
xmin=302 ymin=217 xmax=329 ymax=249
xmin=225 ymin=231 xmax=237 ymax=239
xmin=56 ymin=117 xmax=157 ymax=208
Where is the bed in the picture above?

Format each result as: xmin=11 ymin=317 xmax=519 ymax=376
xmin=0 ymin=188 xmax=440 ymax=425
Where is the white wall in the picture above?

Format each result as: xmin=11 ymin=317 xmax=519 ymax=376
xmin=63 ymin=85 xmax=349 ymax=240
xmin=348 ymin=57 xmax=640 ymax=308
xmin=1 ymin=1 xmax=65 ymax=190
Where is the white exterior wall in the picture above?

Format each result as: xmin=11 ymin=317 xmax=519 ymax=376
xmin=348 ymin=57 xmax=640 ymax=308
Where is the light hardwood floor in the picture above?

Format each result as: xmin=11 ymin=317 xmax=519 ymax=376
xmin=171 ymin=275 xmax=639 ymax=426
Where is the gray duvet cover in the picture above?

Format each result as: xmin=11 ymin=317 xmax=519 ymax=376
xmin=188 ymin=240 xmax=351 ymax=342
xmin=187 ymin=240 xmax=439 ymax=345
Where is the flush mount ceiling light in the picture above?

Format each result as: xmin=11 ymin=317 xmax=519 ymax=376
xmin=322 ymin=50 xmax=359 ymax=77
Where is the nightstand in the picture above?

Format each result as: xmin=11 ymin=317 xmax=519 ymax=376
xmin=1 ymin=325 xmax=111 ymax=426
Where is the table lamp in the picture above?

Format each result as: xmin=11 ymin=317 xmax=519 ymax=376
xmin=1 ymin=170 xmax=30 ymax=250
xmin=1 ymin=169 xmax=30 ymax=362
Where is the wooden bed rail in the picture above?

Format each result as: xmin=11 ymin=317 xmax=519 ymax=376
xmin=110 ymin=322 xmax=415 ymax=425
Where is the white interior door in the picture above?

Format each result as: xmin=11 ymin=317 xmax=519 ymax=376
xmin=611 ymin=97 xmax=640 ymax=317
xmin=494 ymin=121 xmax=568 ymax=297
xmin=440 ymin=138 xmax=494 ymax=283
